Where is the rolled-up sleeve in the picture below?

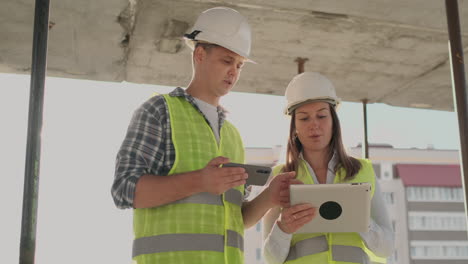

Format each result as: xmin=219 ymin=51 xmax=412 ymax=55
xmin=111 ymin=98 xmax=168 ymax=209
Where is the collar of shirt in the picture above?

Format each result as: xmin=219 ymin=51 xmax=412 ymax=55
xmin=299 ymin=151 xmax=338 ymax=184
xmin=169 ymin=87 xmax=228 ymax=125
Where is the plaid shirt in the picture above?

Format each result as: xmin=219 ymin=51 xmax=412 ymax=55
xmin=112 ymin=87 xmax=227 ymax=209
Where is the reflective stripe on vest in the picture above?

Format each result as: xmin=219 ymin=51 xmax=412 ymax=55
xmin=172 ymin=188 xmax=242 ymax=207
xmin=133 ymin=230 xmax=243 ymax=258
xmin=332 ymin=245 xmax=369 ymax=264
xmin=286 ymin=235 xmax=328 ymax=261
xmin=227 ymin=229 xmax=244 ymax=250
xmin=132 ymin=188 xmax=244 ymax=258
xmin=224 ymin=188 xmax=243 ymax=207
xmin=286 ymin=237 xmax=370 ymax=264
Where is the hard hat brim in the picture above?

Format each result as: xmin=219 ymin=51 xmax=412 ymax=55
xmin=285 ymin=98 xmax=341 ymax=115
xmin=184 ymin=39 xmax=256 ymax=64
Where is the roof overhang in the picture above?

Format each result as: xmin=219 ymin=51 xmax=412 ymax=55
xmin=1 ymin=0 xmax=468 ymax=111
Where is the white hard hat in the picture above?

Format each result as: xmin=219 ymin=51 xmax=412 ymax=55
xmin=284 ymin=72 xmax=341 ymax=115
xmin=184 ymin=7 xmax=255 ymax=63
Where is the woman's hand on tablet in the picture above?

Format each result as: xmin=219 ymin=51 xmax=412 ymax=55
xmin=277 ymin=204 xmax=316 ymax=234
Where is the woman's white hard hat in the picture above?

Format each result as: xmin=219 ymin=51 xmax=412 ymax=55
xmin=184 ymin=7 xmax=255 ymax=63
xmin=284 ymin=72 xmax=341 ymax=115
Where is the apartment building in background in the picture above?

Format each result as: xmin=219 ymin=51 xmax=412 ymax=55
xmin=244 ymin=144 xmax=467 ymax=264
xmin=349 ymin=144 xmax=467 ymax=264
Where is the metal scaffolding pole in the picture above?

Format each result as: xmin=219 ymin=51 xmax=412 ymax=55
xmin=445 ymin=0 xmax=468 ymax=223
xmin=362 ymin=99 xmax=369 ymax=159
xmin=295 ymin=57 xmax=309 ymax=74
xmin=19 ymin=0 xmax=50 ymax=263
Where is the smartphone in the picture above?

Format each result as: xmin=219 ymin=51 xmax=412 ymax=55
xmin=223 ymin=163 xmax=272 ymax=186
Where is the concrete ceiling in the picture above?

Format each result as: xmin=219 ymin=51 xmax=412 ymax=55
xmin=1 ymin=0 xmax=468 ymax=111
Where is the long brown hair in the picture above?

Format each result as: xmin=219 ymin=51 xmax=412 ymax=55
xmin=283 ymin=103 xmax=361 ymax=180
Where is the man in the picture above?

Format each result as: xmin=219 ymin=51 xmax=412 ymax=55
xmin=111 ymin=7 xmax=294 ymax=264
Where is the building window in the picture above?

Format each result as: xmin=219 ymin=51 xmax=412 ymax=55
xmin=408 ymin=212 xmax=467 ymax=231
xmin=406 ymin=187 xmax=464 ymax=202
xmin=411 ymin=241 xmax=468 ymax=259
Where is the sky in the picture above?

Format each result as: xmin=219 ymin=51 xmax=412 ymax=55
xmin=1 ymin=72 xmax=461 ymax=263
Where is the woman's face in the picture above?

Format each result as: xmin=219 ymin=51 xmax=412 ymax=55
xmin=294 ymin=101 xmax=333 ymax=153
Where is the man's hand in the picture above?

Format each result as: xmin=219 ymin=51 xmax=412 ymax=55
xmin=199 ymin=156 xmax=248 ymax=195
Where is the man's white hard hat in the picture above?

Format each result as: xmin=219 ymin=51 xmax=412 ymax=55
xmin=184 ymin=7 xmax=255 ymax=63
xmin=284 ymin=72 xmax=341 ymax=115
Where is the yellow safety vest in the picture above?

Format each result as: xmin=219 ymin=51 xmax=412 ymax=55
xmin=132 ymin=94 xmax=245 ymax=264
xmin=273 ymin=158 xmax=386 ymax=264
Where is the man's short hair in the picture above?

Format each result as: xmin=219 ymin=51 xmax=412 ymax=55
xmin=194 ymin=42 xmax=220 ymax=53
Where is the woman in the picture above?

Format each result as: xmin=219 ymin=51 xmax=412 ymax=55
xmin=263 ymin=72 xmax=394 ymax=264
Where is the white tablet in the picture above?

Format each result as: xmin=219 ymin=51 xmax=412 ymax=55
xmin=290 ymin=183 xmax=371 ymax=233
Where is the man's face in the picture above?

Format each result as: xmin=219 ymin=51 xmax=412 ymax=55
xmin=196 ymin=45 xmax=246 ymax=97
